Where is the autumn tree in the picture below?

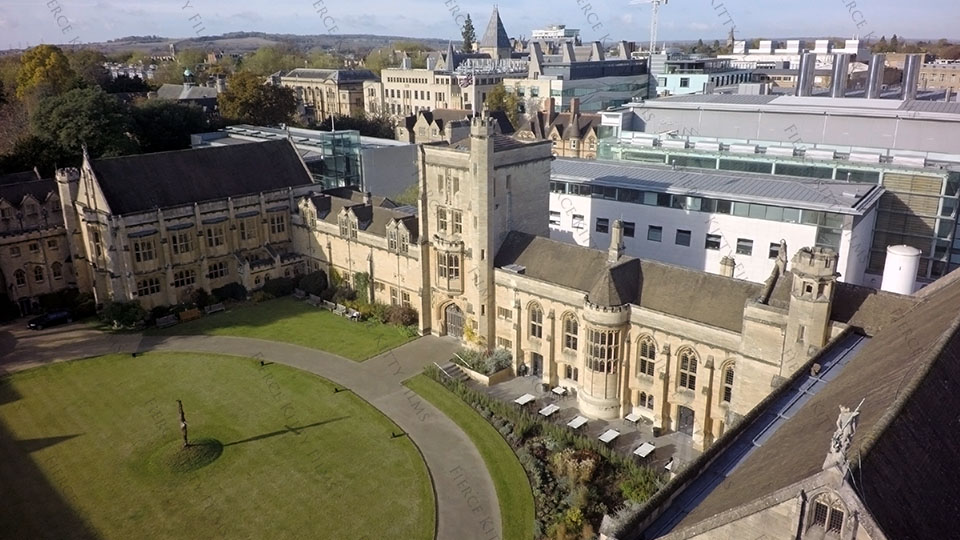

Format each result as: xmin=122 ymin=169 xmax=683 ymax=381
xmin=16 ymin=45 xmax=78 ymax=101
xmin=462 ymin=15 xmax=476 ymax=53
xmin=307 ymin=51 xmax=341 ymax=69
xmin=30 ymin=87 xmax=137 ymax=158
xmin=218 ymin=71 xmax=296 ymax=126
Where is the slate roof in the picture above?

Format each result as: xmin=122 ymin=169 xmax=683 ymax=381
xmin=0 ymin=170 xmax=42 ymax=185
xmin=0 ymin=178 xmax=57 ymax=209
xmin=479 ymin=7 xmax=510 ymax=49
xmin=309 ymin=192 xmax=418 ymax=240
xmin=666 ymin=267 xmax=960 ymax=539
xmin=155 ymin=83 xmax=219 ymax=101
xmin=495 ymin=231 xmax=762 ymax=333
xmin=321 ymin=186 xmax=398 ymax=208
xmin=89 ymin=140 xmax=313 ymax=215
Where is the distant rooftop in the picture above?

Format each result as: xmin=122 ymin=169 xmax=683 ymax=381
xmin=631 ymin=94 xmax=960 ymax=117
xmin=552 ymin=158 xmax=883 ymax=214
xmin=281 ymin=68 xmax=377 ymax=83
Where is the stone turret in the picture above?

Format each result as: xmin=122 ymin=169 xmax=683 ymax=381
xmin=608 ymin=219 xmax=624 ymax=263
xmin=784 ymin=246 xmax=839 ymax=372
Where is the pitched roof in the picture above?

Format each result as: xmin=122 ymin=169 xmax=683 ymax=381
xmin=666 ymin=268 xmax=960 ymax=539
xmin=479 ymin=7 xmax=510 ymax=49
xmin=155 ymin=84 xmax=218 ymax=101
xmin=448 ymin=133 xmax=541 ymax=153
xmin=321 ymin=186 xmax=398 ymax=208
xmin=0 ymin=170 xmax=42 ymax=185
xmin=0 ymin=178 xmax=57 ymax=209
xmin=495 ymin=232 xmax=762 ymax=332
xmin=310 ymin=192 xmax=418 ymax=240
xmin=89 ymin=140 xmax=313 ymax=215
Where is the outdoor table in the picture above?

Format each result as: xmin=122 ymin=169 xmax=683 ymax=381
xmin=598 ymin=429 xmax=621 ymax=444
xmin=567 ymin=415 xmax=588 ymax=429
xmin=552 ymin=386 xmax=567 ymax=397
xmin=538 ymin=404 xmax=560 ymax=417
xmin=634 ymin=442 xmax=656 ymax=458
xmin=624 ymin=412 xmax=642 ymax=425
xmin=514 ymin=393 xmax=536 ymax=406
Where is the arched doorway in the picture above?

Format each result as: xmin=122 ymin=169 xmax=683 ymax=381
xmin=677 ymin=406 xmax=695 ymax=436
xmin=444 ymin=304 xmax=463 ymax=338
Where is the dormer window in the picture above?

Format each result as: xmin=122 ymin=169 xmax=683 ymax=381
xmin=388 ymin=228 xmax=398 ymax=251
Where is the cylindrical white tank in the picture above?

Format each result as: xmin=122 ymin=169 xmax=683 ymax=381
xmin=881 ymin=245 xmax=921 ymax=294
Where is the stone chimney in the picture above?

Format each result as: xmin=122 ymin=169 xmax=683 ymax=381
xmin=608 ymin=219 xmax=625 ymax=263
xmin=546 ymin=97 xmax=556 ymax=119
xmin=570 ymin=97 xmax=580 ymax=117
xmin=363 ymin=191 xmax=372 ymax=205
xmin=719 ymin=256 xmax=736 ymax=277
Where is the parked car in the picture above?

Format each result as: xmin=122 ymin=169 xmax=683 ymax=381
xmin=27 ymin=310 xmax=73 ymax=330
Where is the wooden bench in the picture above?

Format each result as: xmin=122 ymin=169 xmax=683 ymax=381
xmin=333 ymin=304 xmax=348 ymax=317
xmin=179 ymin=308 xmax=202 ymax=322
xmin=293 ymin=288 xmax=307 ymax=300
xmin=204 ymin=303 xmax=225 ymax=315
xmin=156 ymin=314 xmax=178 ymax=328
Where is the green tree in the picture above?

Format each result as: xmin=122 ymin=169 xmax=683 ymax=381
xmin=874 ymin=36 xmax=888 ymax=53
xmin=462 ymin=15 xmax=476 ymax=53
xmin=218 ymin=71 xmax=296 ymax=126
xmin=0 ymin=134 xmax=74 ymax=177
xmin=307 ymin=50 xmax=341 ymax=69
xmin=363 ymin=48 xmax=399 ymax=75
xmin=30 ymin=87 xmax=137 ymax=158
xmin=151 ymin=62 xmax=187 ymax=86
xmin=316 ymin=113 xmax=393 ymax=138
xmin=483 ymin=83 xmax=519 ymax=129
xmin=103 ymin=74 xmax=151 ymax=93
xmin=175 ymin=48 xmax=208 ymax=71
xmin=695 ymin=38 xmax=705 ymax=52
xmin=131 ymin=100 xmax=208 ymax=153
xmin=241 ymin=45 xmax=307 ymax=76
xmin=66 ymin=49 xmax=110 ymax=88
xmin=15 ymin=45 xmax=78 ymax=100
xmin=889 ymin=34 xmax=899 ymax=52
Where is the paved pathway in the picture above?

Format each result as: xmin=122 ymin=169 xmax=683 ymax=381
xmin=0 ymin=324 xmax=503 ymax=540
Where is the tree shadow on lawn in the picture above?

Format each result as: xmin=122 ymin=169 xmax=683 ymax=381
xmin=224 ymin=416 xmax=350 ymax=447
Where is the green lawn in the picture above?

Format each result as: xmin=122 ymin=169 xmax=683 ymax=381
xmin=404 ymin=375 xmax=534 ymax=540
xmin=147 ymin=297 xmax=415 ymax=361
xmin=0 ymin=353 xmax=434 ymax=540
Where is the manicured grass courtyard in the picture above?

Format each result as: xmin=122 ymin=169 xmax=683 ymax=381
xmin=405 ymin=374 xmax=535 ymax=540
xmin=0 ymin=352 xmax=434 ymax=540
xmin=147 ymin=297 xmax=415 ymax=361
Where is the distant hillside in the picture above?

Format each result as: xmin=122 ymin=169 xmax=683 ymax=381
xmin=70 ymin=32 xmax=450 ymax=56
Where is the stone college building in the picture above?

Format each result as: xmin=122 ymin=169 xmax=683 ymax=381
xmin=39 ymin=117 xmax=907 ymax=451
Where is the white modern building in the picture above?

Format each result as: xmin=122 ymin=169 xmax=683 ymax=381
xmin=655 ymin=56 xmax=752 ymax=96
xmin=719 ymin=39 xmax=869 ymax=70
xmin=548 ymin=158 xmax=883 ymax=285
xmin=531 ymin=24 xmax=580 ymax=44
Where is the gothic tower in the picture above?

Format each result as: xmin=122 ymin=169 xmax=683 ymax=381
xmin=784 ymin=247 xmax=839 ymax=373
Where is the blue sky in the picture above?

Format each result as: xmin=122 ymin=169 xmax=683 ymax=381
xmin=1 ymin=0 xmax=957 ymax=50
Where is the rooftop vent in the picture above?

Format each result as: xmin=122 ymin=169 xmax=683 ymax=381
xmin=503 ymin=264 xmax=527 ymax=274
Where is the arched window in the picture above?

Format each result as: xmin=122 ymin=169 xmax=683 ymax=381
xmin=529 ymin=303 xmax=543 ymax=339
xmin=638 ymin=336 xmax=656 ymax=376
xmin=647 ymin=394 xmax=654 ymax=410
xmin=563 ymin=315 xmax=578 ymax=351
xmin=14 ymin=269 xmax=25 ymax=286
xmin=639 ymin=392 xmax=647 ymax=408
xmin=678 ymin=349 xmax=698 ymax=390
xmin=722 ymin=365 xmax=735 ymax=403
xmin=809 ymin=493 xmax=845 ymax=535
xmin=33 ymin=267 xmax=44 ymax=283
xmin=51 ymin=262 xmax=63 ymax=279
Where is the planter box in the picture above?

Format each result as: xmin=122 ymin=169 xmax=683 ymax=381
xmin=457 ymin=363 xmax=514 ymax=387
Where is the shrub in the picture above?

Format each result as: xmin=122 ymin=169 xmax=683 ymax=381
xmin=99 ymin=301 xmax=147 ymax=327
xmin=298 ymin=270 xmax=328 ymax=296
xmin=331 ymin=285 xmax=356 ymax=303
xmin=212 ymin=282 xmax=246 ymax=301
xmin=618 ymin=468 xmax=659 ymax=503
xmin=453 ymin=346 xmax=512 ymax=375
xmin=262 ymin=276 xmax=296 ymax=297
xmin=150 ymin=305 xmax=173 ymax=321
xmin=73 ymin=293 xmax=96 ymax=318
xmin=190 ymin=288 xmax=215 ymax=309
xmin=251 ymin=290 xmax=275 ymax=303
xmin=368 ymin=302 xmax=390 ymax=324
xmin=386 ymin=305 xmax=418 ymax=326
